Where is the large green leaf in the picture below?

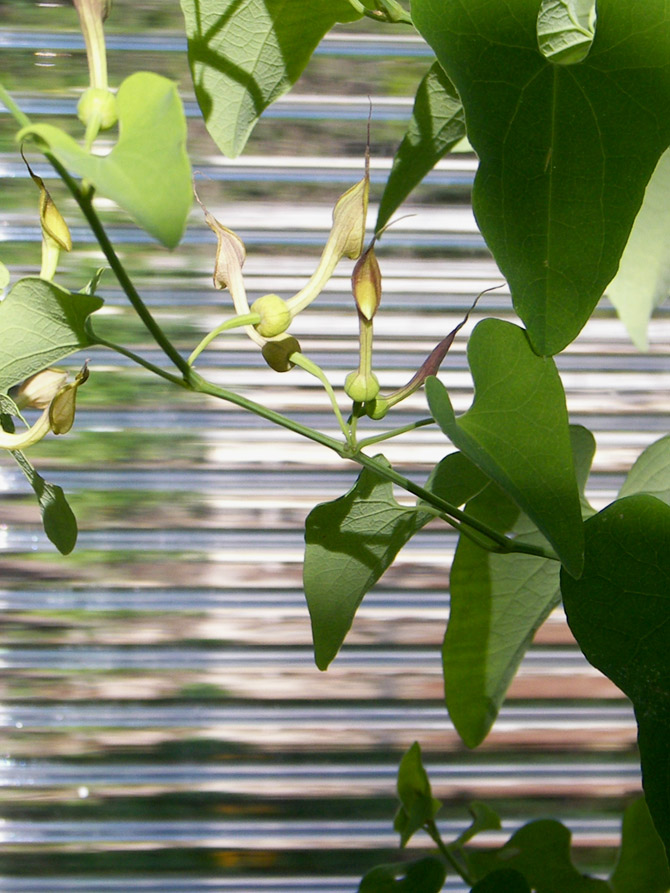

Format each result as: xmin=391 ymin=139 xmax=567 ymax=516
xmin=180 ymin=0 xmax=362 ymax=158
xmin=20 ymin=73 xmax=191 ymax=248
xmin=412 ymin=0 xmax=670 ymax=355
xmin=606 ymin=148 xmax=670 ymax=351
xmin=445 ymin=425 xmax=595 ymax=748
xmin=610 ymin=796 xmax=670 ymax=893
xmin=358 ymin=857 xmax=446 ymax=893
xmin=376 ymin=61 xmax=465 ymax=231
xmin=469 ymin=819 xmax=610 ymax=892
xmin=303 ymin=451 xmax=489 ymax=669
xmin=426 ymin=318 xmax=584 ymax=575
xmin=0 ymin=277 xmax=102 ymax=391
xmin=561 ymin=495 xmax=670 ymax=859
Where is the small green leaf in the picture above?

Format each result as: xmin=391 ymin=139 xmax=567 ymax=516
xmin=469 ymin=819 xmax=610 ymax=892
xmin=303 ymin=458 xmax=427 ymax=669
xmin=394 ymin=742 xmax=441 ymax=847
xmin=180 ymin=0 xmax=362 ymax=158
xmin=303 ymin=451 xmax=489 ymax=670
xmin=561 ymin=495 xmax=670 ymax=858
xmin=376 ymin=61 xmax=465 ymax=231
xmin=358 ymin=856 xmax=446 ymax=893
xmin=611 ymin=796 xmax=670 ymax=893
xmin=606 ymin=148 xmax=670 ymax=351
xmin=471 ymin=870 xmax=531 ymax=893
xmin=444 ymin=425 xmax=595 ymax=748
xmin=426 ymin=318 xmax=584 ymax=575
xmin=0 ymin=277 xmax=102 ymax=391
xmin=537 ymin=0 xmax=597 ymax=65
xmin=619 ymin=433 xmax=670 ymax=503
xmin=21 ymin=73 xmax=191 ymax=249
xmin=412 ymin=0 xmax=670 ymax=355
xmin=11 ymin=449 xmax=77 ymax=554
xmin=451 ymin=801 xmax=501 ymax=849
xmin=80 ymin=267 xmax=106 ymax=297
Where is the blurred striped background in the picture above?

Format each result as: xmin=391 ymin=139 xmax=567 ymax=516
xmin=1 ymin=2 xmax=667 ymax=890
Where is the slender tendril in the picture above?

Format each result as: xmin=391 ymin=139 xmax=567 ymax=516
xmin=356 ymin=417 xmax=435 ymax=450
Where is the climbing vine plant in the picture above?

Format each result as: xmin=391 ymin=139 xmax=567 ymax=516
xmin=2 ymin=0 xmax=670 ymax=889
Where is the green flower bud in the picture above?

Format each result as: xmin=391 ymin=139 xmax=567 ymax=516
xmin=251 ymin=294 xmax=291 ymax=338
xmin=352 ymin=244 xmax=381 ymax=321
xmin=77 ymin=87 xmax=118 ymax=130
xmin=345 ymin=369 xmax=380 ymax=403
xmin=0 ymin=364 xmax=88 ymax=451
xmin=48 ymin=364 xmax=89 ymax=435
xmin=262 ymin=335 xmax=301 ymax=373
xmin=365 ymin=396 xmax=389 ymax=420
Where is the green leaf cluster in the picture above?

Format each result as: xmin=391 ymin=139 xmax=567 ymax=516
xmin=5 ymin=0 xmax=670 ymax=882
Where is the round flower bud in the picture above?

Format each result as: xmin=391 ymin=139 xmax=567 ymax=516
xmin=365 ymin=396 xmax=390 ymax=420
xmin=345 ymin=370 xmax=380 ymax=403
xmin=77 ymin=87 xmax=118 ymax=130
xmin=262 ymin=335 xmax=301 ymax=373
xmin=251 ymin=294 xmax=291 ymax=338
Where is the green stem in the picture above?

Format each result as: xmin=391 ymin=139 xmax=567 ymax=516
xmin=187 ymin=371 xmax=556 ymax=559
xmin=425 ymin=821 xmax=474 ymax=886
xmin=87 ymin=330 xmax=186 ymax=388
xmin=187 ymin=312 xmax=261 ymax=366
xmin=0 ymin=83 xmax=31 ymax=128
xmin=351 ymin=450 xmax=558 ymax=560
xmin=188 ymin=370 xmax=347 ymax=454
xmin=356 ymin=417 xmax=434 ymax=450
xmin=45 ymin=156 xmax=192 ymax=377
xmin=290 ymin=352 xmax=354 ymax=447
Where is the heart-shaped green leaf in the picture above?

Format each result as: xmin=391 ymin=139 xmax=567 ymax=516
xmin=303 ymin=451 xmax=490 ymax=670
xmin=304 ymin=458 xmax=428 ymax=670
xmin=469 ymin=819 xmax=610 ymax=892
xmin=445 ymin=425 xmax=595 ymax=748
xmin=426 ymin=318 xmax=584 ymax=575
xmin=412 ymin=0 xmax=670 ymax=355
xmin=376 ymin=61 xmax=465 ymax=231
xmin=180 ymin=0 xmax=361 ymax=158
xmin=0 ymin=277 xmax=102 ymax=391
xmin=561 ymin=494 xmax=670 ymax=858
xmin=21 ymin=72 xmax=191 ymax=248
xmin=358 ymin=856 xmax=446 ymax=893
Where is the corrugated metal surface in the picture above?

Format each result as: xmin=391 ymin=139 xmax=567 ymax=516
xmin=0 ymin=3 xmax=664 ymax=889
